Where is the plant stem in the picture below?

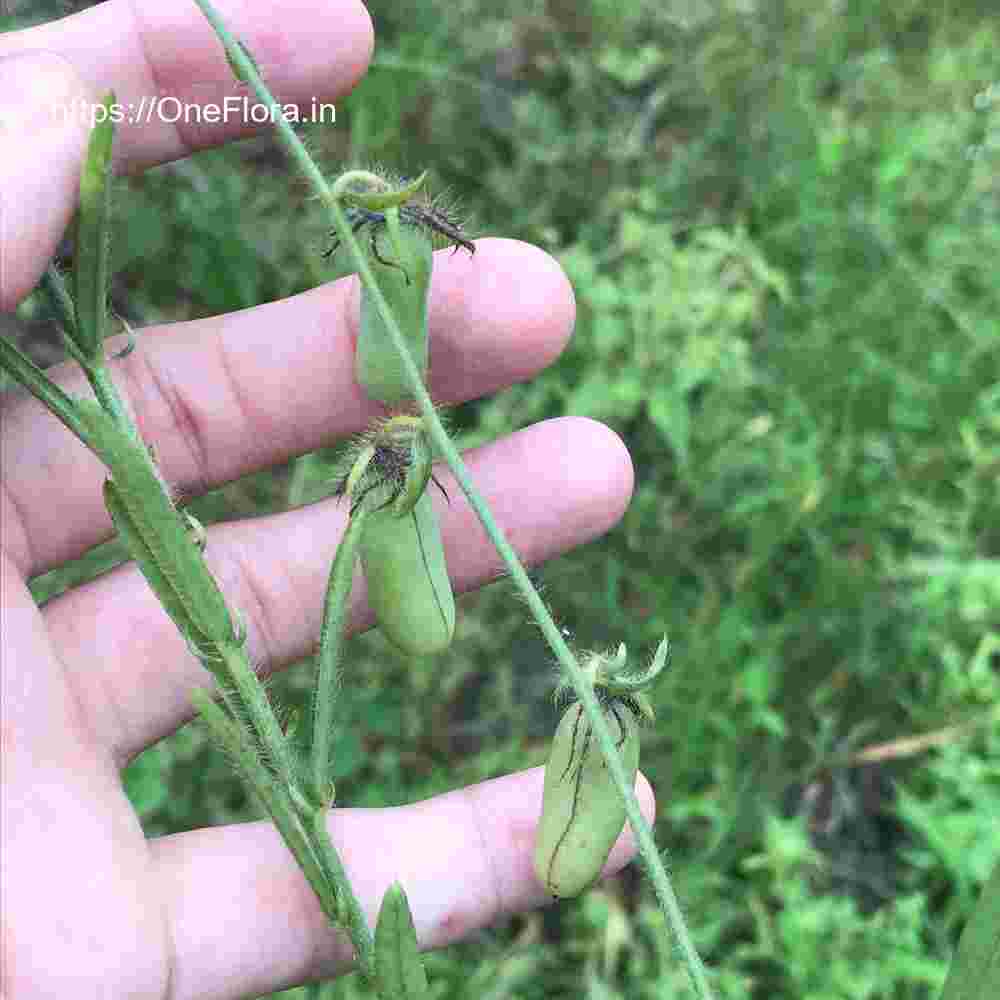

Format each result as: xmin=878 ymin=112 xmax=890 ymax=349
xmin=199 ymin=645 xmax=381 ymax=978
xmin=41 ymin=173 xmax=139 ymax=443
xmin=41 ymin=264 xmax=81 ymax=345
xmin=309 ymin=805 xmax=375 ymax=980
xmin=319 ymin=197 xmax=716 ymax=999
xmin=325 ymin=183 xmax=719 ymax=1000
xmin=218 ymin=642 xmax=299 ymax=791
xmin=84 ymin=361 xmax=138 ymax=440
xmin=312 ymin=507 xmax=367 ymax=801
xmin=190 ymin=4 xmax=714 ymax=996
xmin=192 ymin=688 xmax=339 ymax=924
xmin=189 ymin=1 xmax=333 ymax=209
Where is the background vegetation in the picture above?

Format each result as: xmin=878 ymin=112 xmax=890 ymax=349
xmin=9 ymin=0 xmax=1000 ymax=997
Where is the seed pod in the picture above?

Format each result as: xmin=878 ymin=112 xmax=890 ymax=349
xmin=356 ymin=209 xmax=433 ymax=406
xmin=534 ymin=700 xmax=641 ymax=898
xmin=360 ymin=487 xmax=454 ymax=655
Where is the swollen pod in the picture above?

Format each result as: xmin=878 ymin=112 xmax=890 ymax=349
xmin=360 ymin=489 xmax=454 ymax=655
xmin=534 ymin=700 xmax=641 ymax=898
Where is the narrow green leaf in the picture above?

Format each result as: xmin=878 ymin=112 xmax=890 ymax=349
xmin=0 ymin=334 xmax=87 ymax=441
xmin=309 ymin=806 xmax=375 ymax=973
xmin=341 ymin=171 xmax=427 ymax=211
xmin=77 ymin=399 xmax=235 ymax=647
xmin=72 ymin=91 xmax=116 ymax=360
xmin=940 ymin=861 xmax=1000 ymax=1000
xmin=42 ymin=264 xmax=78 ymax=340
xmin=191 ymin=686 xmax=339 ymax=926
xmin=391 ymin=425 xmax=432 ymax=517
xmin=103 ymin=480 xmax=208 ymax=653
xmin=40 ymin=265 xmax=89 ymax=367
xmin=374 ymin=882 xmax=429 ymax=1000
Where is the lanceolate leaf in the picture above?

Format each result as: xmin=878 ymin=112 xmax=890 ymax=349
xmin=342 ymin=171 xmax=427 ymax=211
xmin=103 ymin=479 xmax=203 ymax=647
xmin=41 ymin=265 xmax=89 ymax=367
xmin=77 ymin=399 xmax=235 ymax=652
xmin=374 ymin=883 xmax=429 ymax=1000
xmin=0 ymin=335 xmax=87 ymax=441
xmin=72 ymin=92 xmax=116 ymax=361
xmin=939 ymin=860 xmax=1000 ymax=1000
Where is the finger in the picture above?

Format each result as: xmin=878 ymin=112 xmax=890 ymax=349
xmin=0 ymin=52 xmax=93 ymax=309
xmin=152 ymin=766 xmax=657 ymax=1000
xmin=43 ymin=417 xmax=633 ymax=764
xmin=0 ymin=0 xmax=373 ymax=173
xmin=2 ymin=238 xmax=574 ymax=577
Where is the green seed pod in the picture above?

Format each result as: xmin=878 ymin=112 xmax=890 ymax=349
xmin=360 ymin=488 xmax=454 ymax=655
xmin=356 ymin=209 xmax=433 ymax=406
xmin=534 ymin=700 xmax=641 ymax=898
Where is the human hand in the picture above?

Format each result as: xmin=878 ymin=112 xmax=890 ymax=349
xmin=0 ymin=5 xmax=652 ymax=998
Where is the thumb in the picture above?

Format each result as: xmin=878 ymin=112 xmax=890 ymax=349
xmin=0 ymin=51 xmax=94 ymax=311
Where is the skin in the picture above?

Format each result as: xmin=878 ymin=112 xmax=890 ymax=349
xmin=0 ymin=4 xmax=653 ymax=999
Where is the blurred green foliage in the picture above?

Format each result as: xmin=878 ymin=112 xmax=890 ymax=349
xmin=12 ymin=0 xmax=1000 ymax=997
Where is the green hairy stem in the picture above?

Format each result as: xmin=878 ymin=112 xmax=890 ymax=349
xmin=192 ymin=4 xmax=716 ymax=996
xmin=0 ymin=4 xmax=717 ymax=995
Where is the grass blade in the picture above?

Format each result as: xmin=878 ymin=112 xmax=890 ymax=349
xmin=374 ymin=882 xmax=429 ymax=1000
xmin=72 ymin=92 xmax=115 ymax=361
xmin=939 ymin=861 xmax=1000 ymax=1000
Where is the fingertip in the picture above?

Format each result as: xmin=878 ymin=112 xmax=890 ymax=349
xmin=478 ymin=236 xmax=576 ymax=344
xmin=468 ymin=237 xmax=577 ymax=364
xmin=0 ymin=50 xmax=93 ymax=309
xmin=428 ymin=237 xmax=576 ymax=398
xmin=344 ymin=0 xmax=375 ymax=86
xmin=280 ymin=0 xmax=374 ymax=104
xmin=557 ymin=416 xmax=636 ymax=528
